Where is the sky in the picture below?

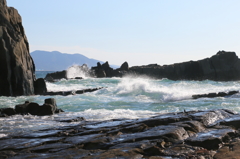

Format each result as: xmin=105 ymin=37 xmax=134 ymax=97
xmin=7 ymin=0 xmax=240 ymax=66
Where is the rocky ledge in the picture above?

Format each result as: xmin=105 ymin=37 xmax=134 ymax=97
xmin=45 ymin=51 xmax=240 ymax=82
xmin=129 ymin=51 xmax=240 ymax=81
xmin=1 ymin=109 xmax=240 ymax=158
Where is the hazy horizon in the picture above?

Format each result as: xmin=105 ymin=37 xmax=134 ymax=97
xmin=7 ymin=0 xmax=240 ymax=66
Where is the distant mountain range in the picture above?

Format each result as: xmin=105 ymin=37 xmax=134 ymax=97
xmin=31 ymin=50 xmax=118 ymax=71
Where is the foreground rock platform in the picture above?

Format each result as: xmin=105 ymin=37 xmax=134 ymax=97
xmin=1 ymin=109 xmax=240 ymax=158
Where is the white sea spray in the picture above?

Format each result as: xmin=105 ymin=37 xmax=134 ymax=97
xmin=1 ymin=71 xmax=240 ymax=138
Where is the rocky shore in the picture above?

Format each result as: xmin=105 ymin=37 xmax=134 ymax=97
xmin=2 ymin=1 xmax=240 ymax=159
xmin=129 ymin=51 xmax=240 ymax=81
xmin=45 ymin=51 xmax=240 ymax=82
xmin=1 ymin=108 xmax=240 ymax=158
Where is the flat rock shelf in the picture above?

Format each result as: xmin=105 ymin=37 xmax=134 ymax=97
xmin=1 ymin=109 xmax=240 ymax=158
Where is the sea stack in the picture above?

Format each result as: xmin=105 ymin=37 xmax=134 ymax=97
xmin=0 ymin=0 xmax=36 ymax=96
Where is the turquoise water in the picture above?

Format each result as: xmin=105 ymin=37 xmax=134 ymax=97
xmin=1 ymin=70 xmax=240 ymax=138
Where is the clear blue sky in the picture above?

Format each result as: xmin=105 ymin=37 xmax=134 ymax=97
xmin=7 ymin=0 xmax=240 ymax=66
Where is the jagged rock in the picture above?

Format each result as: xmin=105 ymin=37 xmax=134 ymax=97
xmin=91 ymin=63 xmax=125 ymax=77
xmin=119 ymin=61 xmax=129 ymax=71
xmin=0 ymin=0 xmax=36 ymax=96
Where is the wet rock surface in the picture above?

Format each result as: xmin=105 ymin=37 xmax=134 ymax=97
xmin=43 ymin=87 xmax=104 ymax=96
xmin=192 ymin=90 xmax=239 ymax=99
xmin=1 ymin=109 xmax=240 ymax=158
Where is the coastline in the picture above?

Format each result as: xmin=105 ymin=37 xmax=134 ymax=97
xmin=1 ymin=108 xmax=239 ymax=158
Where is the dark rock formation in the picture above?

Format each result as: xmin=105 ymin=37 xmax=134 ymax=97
xmin=129 ymin=51 xmax=240 ymax=81
xmin=1 ymin=109 xmax=240 ymax=158
xmin=34 ymin=78 xmax=47 ymax=95
xmin=119 ymin=61 xmax=129 ymax=71
xmin=192 ymin=90 xmax=239 ymax=99
xmin=91 ymin=61 xmax=129 ymax=78
xmin=91 ymin=62 xmax=108 ymax=78
xmin=44 ymin=87 xmax=104 ymax=96
xmin=45 ymin=70 xmax=67 ymax=81
xmin=0 ymin=107 xmax=16 ymax=116
xmin=0 ymin=0 xmax=36 ymax=96
xmin=10 ymin=98 xmax=62 ymax=116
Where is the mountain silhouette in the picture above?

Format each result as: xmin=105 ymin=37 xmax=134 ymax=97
xmin=31 ymin=50 xmax=118 ymax=71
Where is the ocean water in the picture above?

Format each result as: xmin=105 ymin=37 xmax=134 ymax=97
xmin=1 ymin=70 xmax=240 ymax=138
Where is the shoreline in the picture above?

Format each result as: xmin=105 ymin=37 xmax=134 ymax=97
xmin=1 ymin=108 xmax=240 ymax=158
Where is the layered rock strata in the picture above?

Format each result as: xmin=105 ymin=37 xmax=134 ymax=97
xmin=0 ymin=0 xmax=36 ymax=96
xmin=1 ymin=109 xmax=240 ymax=158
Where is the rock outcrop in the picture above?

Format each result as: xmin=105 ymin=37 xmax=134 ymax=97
xmin=192 ymin=90 xmax=239 ymax=99
xmin=0 ymin=0 xmax=36 ymax=96
xmin=1 ymin=109 xmax=240 ymax=158
xmin=129 ymin=51 xmax=240 ymax=81
xmin=45 ymin=70 xmax=67 ymax=81
xmin=0 ymin=98 xmax=63 ymax=117
xmin=91 ymin=61 xmax=129 ymax=78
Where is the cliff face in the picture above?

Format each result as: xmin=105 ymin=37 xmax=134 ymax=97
xmin=0 ymin=0 xmax=35 ymax=96
xmin=130 ymin=51 xmax=240 ymax=81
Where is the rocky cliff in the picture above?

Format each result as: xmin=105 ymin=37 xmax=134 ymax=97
xmin=130 ymin=51 xmax=240 ymax=81
xmin=0 ymin=0 xmax=35 ymax=96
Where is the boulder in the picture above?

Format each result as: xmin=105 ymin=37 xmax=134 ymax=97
xmin=45 ymin=70 xmax=67 ymax=81
xmin=0 ymin=0 xmax=36 ymax=96
xmin=34 ymin=78 xmax=47 ymax=95
xmin=37 ymin=103 xmax=56 ymax=116
xmin=0 ymin=107 xmax=16 ymax=116
xmin=15 ymin=101 xmax=29 ymax=115
xmin=13 ymin=98 xmax=60 ymax=116
xmin=26 ymin=102 xmax=40 ymax=116
xmin=44 ymin=98 xmax=57 ymax=107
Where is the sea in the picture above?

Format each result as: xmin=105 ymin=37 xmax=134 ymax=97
xmin=1 ymin=68 xmax=240 ymax=138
